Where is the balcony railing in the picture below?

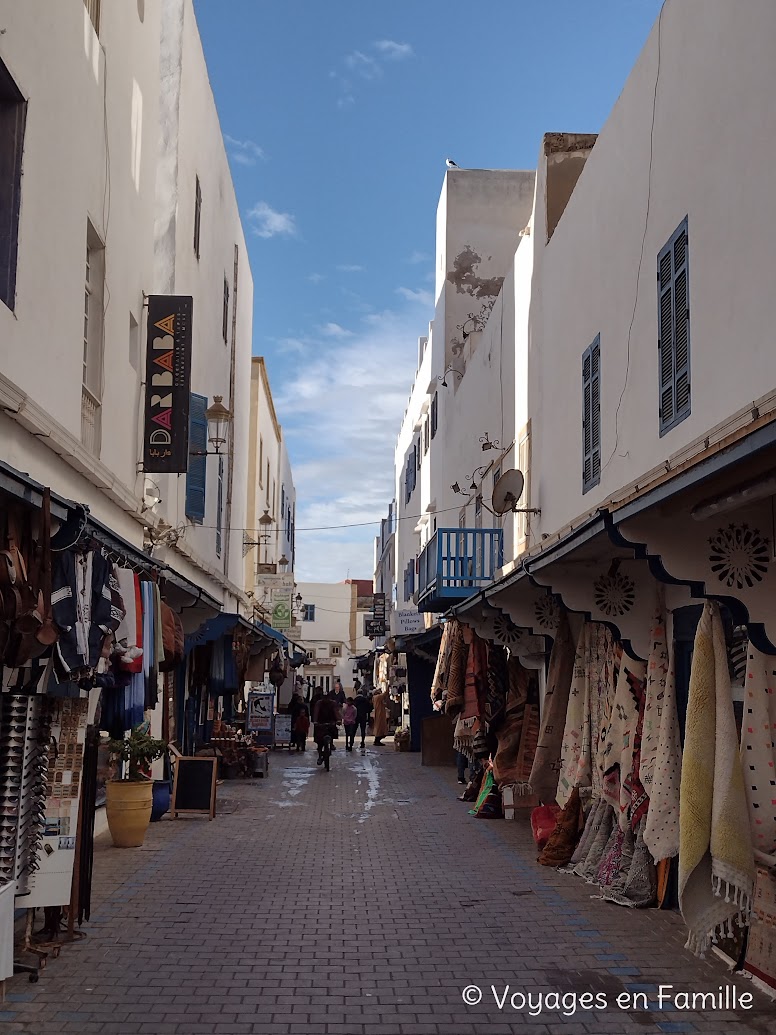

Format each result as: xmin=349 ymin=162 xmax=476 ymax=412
xmin=80 ymin=385 xmax=102 ymax=456
xmin=417 ymin=528 xmax=503 ymax=612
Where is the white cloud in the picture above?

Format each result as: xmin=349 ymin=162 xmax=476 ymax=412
xmin=320 ymin=322 xmax=353 ymax=338
xmin=277 ymin=337 xmax=309 ymax=355
xmin=274 ymin=304 xmax=425 ymax=580
xmin=396 ymin=286 xmax=434 ymax=306
xmin=407 ymin=250 xmax=430 ymax=265
xmin=336 ymin=264 xmax=365 ymax=273
xmin=247 ymin=201 xmax=296 ymax=239
xmin=224 ymin=135 xmax=266 ymax=166
xmin=373 ymin=40 xmax=414 ymax=61
xmin=345 ymin=50 xmax=383 ymax=81
xmin=307 ymin=273 xmax=325 ymax=284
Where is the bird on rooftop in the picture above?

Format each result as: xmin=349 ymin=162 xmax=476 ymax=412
xmin=445 ymin=158 xmax=458 ymax=169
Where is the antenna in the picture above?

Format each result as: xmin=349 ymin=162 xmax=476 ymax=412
xmin=492 ymin=469 xmax=541 ymax=516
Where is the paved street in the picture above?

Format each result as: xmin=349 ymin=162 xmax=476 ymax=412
xmin=1 ymin=746 xmax=773 ymax=1035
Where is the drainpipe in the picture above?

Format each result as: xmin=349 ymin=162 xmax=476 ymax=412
xmin=223 ymin=244 xmax=239 ymax=579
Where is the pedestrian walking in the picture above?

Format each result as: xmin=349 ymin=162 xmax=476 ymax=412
xmin=342 ymin=698 xmax=357 ymax=751
xmin=457 ymin=751 xmax=469 ymax=784
xmin=292 ymin=706 xmax=310 ymax=752
xmin=353 ymin=687 xmax=372 ymax=749
xmin=332 ymin=678 xmax=346 ymax=709
xmin=371 ymin=687 xmax=389 ymax=746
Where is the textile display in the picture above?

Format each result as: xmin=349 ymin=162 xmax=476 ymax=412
xmin=601 ymin=819 xmax=657 ymax=909
xmin=51 ymin=549 xmax=125 ymax=678
xmin=569 ymin=800 xmax=616 ymax=881
xmin=492 ymin=658 xmax=540 ymax=793
xmin=643 ymin=645 xmax=682 ymax=863
xmin=740 ymin=644 xmax=776 ymax=860
xmin=484 ymin=643 xmax=509 ymax=732
xmin=444 ymin=621 xmax=468 ymax=718
xmin=529 ymin=610 xmax=575 ymax=804
xmin=601 ymin=653 xmax=648 ymax=831
xmin=639 ymin=593 xmax=669 ymax=792
xmin=595 ymin=822 xmax=626 ymax=891
xmin=538 ymin=788 xmax=583 ymax=868
xmin=531 ymin=803 xmax=562 ymax=850
xmin=462 ymin=627 xmax=487 ymax=720
xmin=743 ymin=865 xmax=776 ymax=990
xmin=468 ymin=767 xmax=501 ymax=818
xmin=557 ymin=623 xmax=617 ymax=808
xmin=453 ymin=715 xmax=477 ymax=760
xmin=678 ymin=601 xmax=755 ymax=956
xmin=568 ymin=797 xmax=606 ymax=870
xmin=431 ymin=621 xmax=454 ymax=707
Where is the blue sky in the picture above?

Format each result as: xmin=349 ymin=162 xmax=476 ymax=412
xmin=193 ymin=0 xmax=663 ymax=582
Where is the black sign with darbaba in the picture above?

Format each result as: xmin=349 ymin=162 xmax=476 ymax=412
xmin=143 ymin=295 xmax=193 ymax=472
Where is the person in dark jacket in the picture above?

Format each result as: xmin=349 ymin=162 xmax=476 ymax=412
xmin=352 ymin=690 xmax=373 ymax=750
xmin=313 ymin=691 xmax=339 ymax=765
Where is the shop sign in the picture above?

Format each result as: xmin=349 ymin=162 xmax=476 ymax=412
xmin=390 ymin=609 xmax=425 ymax=635
xmin=142 ymin=295 xmax=193 ymax=473
xmin=246 ymin=690 xmax=274 ymax=733
xmin=364 ymin=617 xmax=385 ymax=637
xmin=257 ymin=574 xmax=293 ymax=632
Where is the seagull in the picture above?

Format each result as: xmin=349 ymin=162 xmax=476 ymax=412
xmin=445 ymin=158 xmax=458 ymax=169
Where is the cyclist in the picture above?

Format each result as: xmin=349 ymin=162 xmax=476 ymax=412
xmin=313 ymin=690 xmax=339 ymax=766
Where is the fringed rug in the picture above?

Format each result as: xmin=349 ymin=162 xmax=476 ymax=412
xmin=679 ymin=601 xmax=755 ymax=956
xmin=492 ymin=658 xmax=540 ymax=794
xmin=741 ymin=643 xmax=776 ymax=859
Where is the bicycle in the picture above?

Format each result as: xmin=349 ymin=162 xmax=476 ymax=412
xmin=314 ymin=723 xmax=336 ymax=771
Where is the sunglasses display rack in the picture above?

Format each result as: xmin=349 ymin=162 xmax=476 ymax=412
xmin=0 ymin=694 xmax=52 ymax=898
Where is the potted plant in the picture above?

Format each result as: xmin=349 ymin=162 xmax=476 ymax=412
xmin=105 ymin=725 xmax=167 ymax=848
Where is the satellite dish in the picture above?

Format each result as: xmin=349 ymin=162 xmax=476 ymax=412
xmin=492 ymin=469 xmax=525 ymax=515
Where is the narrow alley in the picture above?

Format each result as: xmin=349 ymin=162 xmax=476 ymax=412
xmin=1 ymin=748 xmax=772 ymax=1035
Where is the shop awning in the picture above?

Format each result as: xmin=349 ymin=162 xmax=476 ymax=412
xmin=0 ymin=459 xmax=72 ymax=522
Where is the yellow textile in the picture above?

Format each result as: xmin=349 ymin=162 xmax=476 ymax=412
xmin=678 ymin=601 xmax=755 ymax=956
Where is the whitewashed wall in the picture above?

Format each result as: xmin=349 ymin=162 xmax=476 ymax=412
xmin=528 ymin=0 xmax=776 ymax=540
xmin=0 ymin=0 xmax=161 ymax=546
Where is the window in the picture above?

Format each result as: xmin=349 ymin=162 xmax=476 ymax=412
xmin=658 ymin=218 xmax=690 ymax=435
xmin=84 ymin=0 xmax=101 ymax=35
xmin=0 ymin=58 xmax=26 ymax=312
xmin=186 ymin=393 xmax=208 ymax=522
xmin=222 ymin=277 xmax=229 ymax=342
xmin=281 ymin=486 xmax=285 ymax=514
xmin=423 ymin=416 xmax=430 ymax=454
xmin=330 ymin=644 xmax=341 ymax=657
xmin=430 ymin=392 xmax=438 ymax=439
xmin=404 ymin=450 xmax=417 ymax=505
xmin=81 ymin=223 xmax=105 ymax=454
xmin=259 ymin=437 xmax=264 ymax=484
xmin=403 ymin=559 xmax=415 ymax=601
xmin=193 ymin=176 xmax=202 ymax=259
xmin=416 ymin=438 xmax=422 ymax=470
xmin=215 ymin=456 xmax=224 ymax=556
xmin=303 ymin=604 xmax=316 ymax=622
xmin=266 ymin=462 xmax=270 ymax=504
xmin=582 ymin=335 xmax=601 ymax=493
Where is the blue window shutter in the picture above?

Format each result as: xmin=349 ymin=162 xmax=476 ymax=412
xmin=658 ymin=218 xmax=690 ymax=435
xmin=186 ymin=393 xmax=208 ymax=522
xmin=582 ymin=336 xmax=601 ymax=493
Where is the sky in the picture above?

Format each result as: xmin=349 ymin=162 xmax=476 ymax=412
xmin=193 ymin=0 xmax=663 ymax=583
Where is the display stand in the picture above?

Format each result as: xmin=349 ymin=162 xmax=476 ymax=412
xmin=273 ymin=714 xmax=292 ymax=748
xmin=169 ymin=746 xmax=217 ymax=820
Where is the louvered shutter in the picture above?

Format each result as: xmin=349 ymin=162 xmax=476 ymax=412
xmin=658 ymin=219 xmax=690 ymax=434
xmin=582 ymin=336 xmax=601 ymax=492
xmin=186 ymin=393 xmax=208 ymax=522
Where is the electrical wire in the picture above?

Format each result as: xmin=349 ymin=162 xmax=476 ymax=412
xmin=602 ymin=0 xmax=664 ymax=472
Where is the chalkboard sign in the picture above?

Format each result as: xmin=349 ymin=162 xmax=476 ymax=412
xmin=171 ymin=755 xmax=217 ymax=820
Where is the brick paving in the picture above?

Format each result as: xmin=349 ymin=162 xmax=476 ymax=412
xmin=1 ymin=745 xmax=774 ymax=1034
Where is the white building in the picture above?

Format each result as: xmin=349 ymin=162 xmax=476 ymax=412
xmin=392 ymin=170 xmax=535 ymax=614
xmin=296 ymin=580 xmax=372 ymax=693
xmin=0 ymin=0 xmax=253 ymax=618
xmin=244 ymin=357 xmax=296 ymax=601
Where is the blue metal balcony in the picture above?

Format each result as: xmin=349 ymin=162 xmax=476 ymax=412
xmin=417 ymin=528 xmax=504 ymax=612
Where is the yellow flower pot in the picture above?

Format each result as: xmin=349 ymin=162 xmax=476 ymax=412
xmin=105 ymin=780 xmax=153 ymax=848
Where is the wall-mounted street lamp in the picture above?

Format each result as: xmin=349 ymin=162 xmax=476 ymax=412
xmin=189 ymin=395 xmax=233 ymax=456
xmin=437 ymin=367 xmax=463 ymax=388
xmin=480 ymin=432 xmax=500 ymax=451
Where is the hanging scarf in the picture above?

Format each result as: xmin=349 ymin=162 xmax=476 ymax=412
xmin=431 ymin=621 xmax=453 ymax=706
xmin=679 ymin=601 xmax=755 ymax=956
xmin=462 ymin=628 xmax=487 ymax=720
xmin=529 ymin=610 xmax=576 ymax=804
